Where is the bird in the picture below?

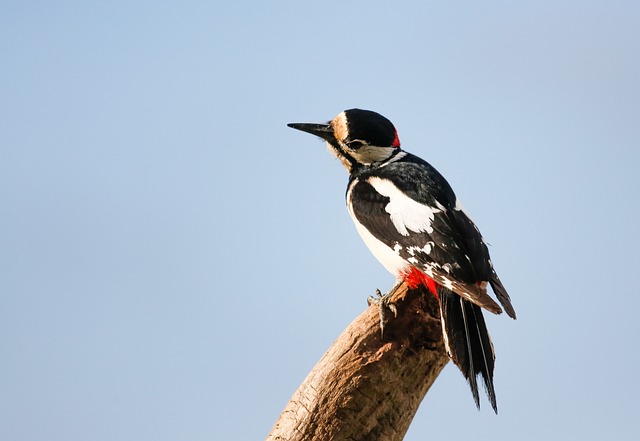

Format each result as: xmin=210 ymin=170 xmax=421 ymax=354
xmin=287 ymin=108 xmax=516 ymax=413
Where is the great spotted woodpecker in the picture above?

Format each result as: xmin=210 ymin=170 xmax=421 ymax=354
xmin=288 ymin=109 xmax=516 ymax=412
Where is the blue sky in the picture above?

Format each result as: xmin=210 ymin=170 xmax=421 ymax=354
xmin=2 ymin=1 xmax=639 ymax=440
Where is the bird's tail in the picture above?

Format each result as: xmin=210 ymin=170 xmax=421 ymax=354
xmin=438 ymin=287 xmax=497 ymax=413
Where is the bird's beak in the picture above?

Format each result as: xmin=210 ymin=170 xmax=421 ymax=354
xmin=287 ymin=122 xmax=335 ymax=142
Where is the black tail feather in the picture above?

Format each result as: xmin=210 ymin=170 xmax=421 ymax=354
xmin=490 ymin=269 xmax=517 ymax=319
xmin=439 ymin=287 xmax=498 ymax=413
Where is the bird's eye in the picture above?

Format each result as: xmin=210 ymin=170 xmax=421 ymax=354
xmin=347 ymin=140 xmax=366 ymax=150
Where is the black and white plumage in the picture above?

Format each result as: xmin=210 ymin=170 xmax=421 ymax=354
xmin=288 ymin=109 xmax=516 ymax=413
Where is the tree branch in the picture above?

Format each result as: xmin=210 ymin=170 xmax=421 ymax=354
xmin=267 ymin=282 xmax=450 ymax=441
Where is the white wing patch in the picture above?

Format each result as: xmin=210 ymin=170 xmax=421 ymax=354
xmin=407 ymin=242 xmax=434 ymax=256
xmin=367 ymin=177 xmax=443 ymax=236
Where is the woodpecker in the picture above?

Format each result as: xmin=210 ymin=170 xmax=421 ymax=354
xmin=288 ymin=109 xmax=516 ymax=413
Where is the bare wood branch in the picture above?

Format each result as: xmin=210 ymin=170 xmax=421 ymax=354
xmin=267 ymin=282 xmax=449 ymax=441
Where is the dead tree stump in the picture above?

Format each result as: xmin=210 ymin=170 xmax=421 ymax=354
xmin=267 ymin=282 xmax=449 ymax=441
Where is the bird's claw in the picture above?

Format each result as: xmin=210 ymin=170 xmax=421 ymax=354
xmin=367 ymin=288 xmax=398 ymax=338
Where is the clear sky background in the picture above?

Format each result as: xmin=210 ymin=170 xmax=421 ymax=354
xmin=2 ymin=1 xmax=639 ymax=440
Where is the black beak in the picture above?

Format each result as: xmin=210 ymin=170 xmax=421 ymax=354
xmin=287 ymin=122 xmax=335 ymax=142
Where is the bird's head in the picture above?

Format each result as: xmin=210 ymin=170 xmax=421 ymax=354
xmin=288 ymin=109 xmax=401 ymax=172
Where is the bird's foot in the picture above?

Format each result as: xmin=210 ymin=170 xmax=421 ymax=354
xmin=367 ymin=288 xmax=398 ymax=339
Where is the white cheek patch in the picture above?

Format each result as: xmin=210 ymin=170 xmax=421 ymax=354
xmin=368 ymin=177 xmax=442 ymax=236
xmin=353 ymin=146 xmax=397 ymax=164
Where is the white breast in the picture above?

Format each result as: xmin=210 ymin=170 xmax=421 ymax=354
xmin=346 ymin=179 xmax=409 ymax=278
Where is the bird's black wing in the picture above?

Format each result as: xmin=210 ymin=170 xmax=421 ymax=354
xmin=349 ymin=156 xmax=513 ymax=316
xmin=447 ymin=204 xmax=516 ymax=318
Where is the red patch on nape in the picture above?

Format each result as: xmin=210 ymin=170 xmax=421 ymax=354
xmin=403 ymin=267 xmax=439 ymax=298
xmin=392 ymin=130 xmax=401 ymax=147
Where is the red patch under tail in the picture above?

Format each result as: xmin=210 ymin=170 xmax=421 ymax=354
xmin=403 ymin=267 xmax=439 ymax=298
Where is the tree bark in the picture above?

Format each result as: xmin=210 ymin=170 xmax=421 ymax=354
xmin=267 ymin=282 xmax=450 ymax=441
